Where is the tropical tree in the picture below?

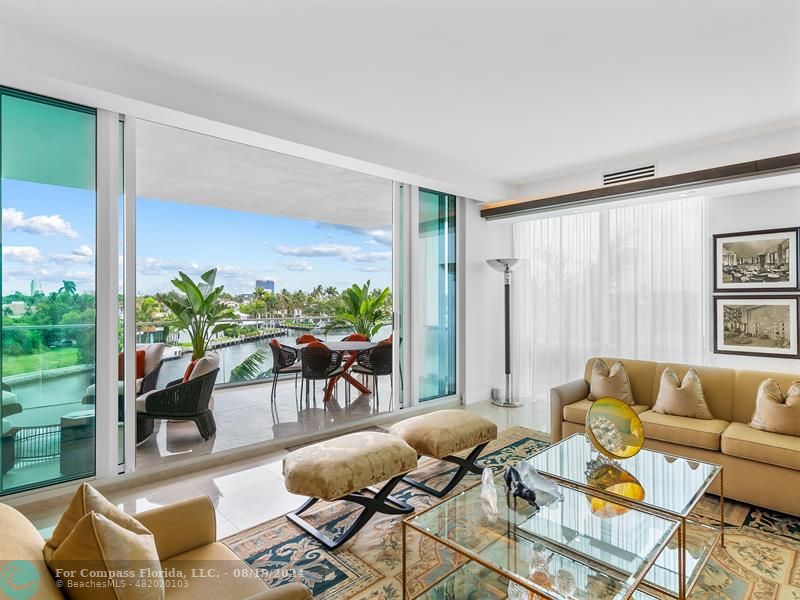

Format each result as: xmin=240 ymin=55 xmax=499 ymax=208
xmin=59 ymin=280 xmax=77 ymax=296
xmin=229 ymin=347 xmax=269 ymax=382
xmin=324 ymin=280 xmax=391 ymax=339
xmin=162 ymin=268 xmax=235 ymax=360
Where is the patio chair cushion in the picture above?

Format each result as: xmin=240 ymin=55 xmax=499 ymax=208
xmin=189 ymin=353 xmax=220 ymax=381
xmin=86 ymin=379 xmax=143 ymax=399
xmin=138 ymin=343 xmax=166 ymax=376
xmin=1 ymin=419 xmax=11 ymax=436
xmin=2 ymin=390 xmax=18 ymax=407
xmin=283 ymin=431 xmax=417 ymax=502
xmin=388 ymin=410 xmax=498 ymax=459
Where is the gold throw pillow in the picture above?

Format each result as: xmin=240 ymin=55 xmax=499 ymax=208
xmin=587 ymin=359 xmax=634 ymax=405
xmin=652 ymin=368 xmax=714 ymax=420
xmin=47 ymin=512 xmax=164 ymax=600
xmin=750 ymin=379 xmax=800 ymax=437
xmin=45 ymin=482 xmax=147 ymax=559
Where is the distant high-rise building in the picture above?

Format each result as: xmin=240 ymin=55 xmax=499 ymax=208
xmin=29 ymin=279 xmax=42 ymax=296
xmin=255 ymin=279 xmax=275 ymax=293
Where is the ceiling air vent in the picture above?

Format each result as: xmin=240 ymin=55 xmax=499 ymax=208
xmin=602 ymin=164 xmax=656 ymax=186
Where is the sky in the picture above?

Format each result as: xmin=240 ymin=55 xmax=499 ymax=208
xmin=2 ymin=178 xmax=392 ymax=297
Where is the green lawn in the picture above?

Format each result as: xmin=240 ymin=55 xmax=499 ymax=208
xmin=2 ymin=347 xmax=81 ymax=377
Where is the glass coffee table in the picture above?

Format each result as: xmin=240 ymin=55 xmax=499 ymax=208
xmin=525 ymin=433 xmax=724 ymax=598
xmin=403 ymin=472 xmax=678 ymax=600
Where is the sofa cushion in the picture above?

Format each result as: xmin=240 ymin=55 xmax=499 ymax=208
xmin=161 ymin=542 xmax=311 ymax=600
xmin=653 ymin=363 xmax=735 ymax=422
xmin=722 ymin=422 xmax=800 ymax=471
xmin=653 ymin=368 xmax=714 ymax=419
xmin=639 ymin=410 xmax=729 ymax=451
xmin=587 ymin=359 xmax=634 ymax=405
xmin=750 ymin=379 xmax=800 ymax=437
xmin=563 ymin=399 xmax=649 ymax=425
xmin=584 ymin=357 xmax=657 ymax=406
xmin=46 ymin=482 xmax=154 ymax=556
xmin=47 ymin=511 xmax=164 ymax=600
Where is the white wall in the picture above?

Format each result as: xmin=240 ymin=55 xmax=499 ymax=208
xmin=462 ymin=200 xmax=513 ymax=404
xmin=703 ymin=186 xmax=800 ymax=375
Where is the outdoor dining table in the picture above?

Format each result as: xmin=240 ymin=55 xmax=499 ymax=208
xmin=296 ymin=341 xmax=377 ymax=402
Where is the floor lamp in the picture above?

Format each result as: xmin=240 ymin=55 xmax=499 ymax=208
xmin=487 ymin=258 xmax=524 ymax=407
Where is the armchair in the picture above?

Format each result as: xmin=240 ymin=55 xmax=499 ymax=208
xmin=136 ymin=356 xmax=219 ymax=444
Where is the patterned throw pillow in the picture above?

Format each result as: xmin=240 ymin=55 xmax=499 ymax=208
xmin=587 ymin=359 xmax=634 ymax=405
xmin=652 ymin=368 xmax=714 ymax=419
xmin=750 ymin=379 xmax=800 ymax=437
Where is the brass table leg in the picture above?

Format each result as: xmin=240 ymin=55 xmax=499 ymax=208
xmin=720 ymin=469 xmax=725 ymax=548
xmin=402 ymin=519 xmax=407 ymax=600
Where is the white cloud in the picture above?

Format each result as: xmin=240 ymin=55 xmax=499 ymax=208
xmin=137 ymin=257 xmax=201 ymax=275
xmin=3 ymin=245 xmax=43 ymax=263
xmin=356 ymin=265 xmax=388 ymax=272
xmin=275 ymin=243 xmax=390 ymax=263
xmin=275 ymin=243 xmax=361 ymax=258
xmin=3 ymin=208 xmax=79 ymax=239
xmin=354 ymin=251 xmax=391 ymax=263
xmin=52 ymin=244 xmax=95 ymax=264
xmin=283 ymin=259 xmax=313 ymax=272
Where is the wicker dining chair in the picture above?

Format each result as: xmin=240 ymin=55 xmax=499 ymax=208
xmin=300 ymin=342 xmax=344 ymax=407
xmin=351 ymin=341 xmax=393 ymax=409
xmin=269 ymin=339 xmax=302 ymax=407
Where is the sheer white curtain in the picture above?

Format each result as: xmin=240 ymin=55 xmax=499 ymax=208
xmin=511 ymin=196 xmax=706 ymax=408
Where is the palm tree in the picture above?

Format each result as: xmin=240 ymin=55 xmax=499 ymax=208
xmin=59 ymin=280 xmax=77 ymax=296
xmin=325 ymin=280 xmax=391 ymax=339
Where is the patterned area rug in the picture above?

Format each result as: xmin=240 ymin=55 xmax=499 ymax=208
xmin=223 ymin=427 xmax=800 ymax=600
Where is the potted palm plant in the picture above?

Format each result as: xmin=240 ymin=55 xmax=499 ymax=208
xmin=325 ymin=281 xmax=391 ymax=340
xmin=162 ymin=269 xmax=235 ymax=360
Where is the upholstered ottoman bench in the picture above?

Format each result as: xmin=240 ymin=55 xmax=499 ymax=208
xmin=283 ymin=431 xmax=417 ymax=550
xmin=388 ymin=410 xmax=498 ymax=498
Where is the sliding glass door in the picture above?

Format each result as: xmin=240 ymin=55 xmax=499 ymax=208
xmin=0 ymin=88 xmax=97 ymax=494
xmin=417 ymin=188 xmax=456 ymax=401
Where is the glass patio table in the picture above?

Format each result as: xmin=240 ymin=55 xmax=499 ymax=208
xmin=402 ymin=473 xmax=678 ymax=600
xmin=525 ymin=433 xmax=724 ymax=598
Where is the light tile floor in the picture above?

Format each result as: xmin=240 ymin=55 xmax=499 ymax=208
xmin=19 ymin=397 xmax=550 ymax=540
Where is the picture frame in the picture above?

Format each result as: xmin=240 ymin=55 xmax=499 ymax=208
xmin=714 ymin=296 xmax=800 ymax=358
xmin=713 ymin=227 xmax=799 ymax=292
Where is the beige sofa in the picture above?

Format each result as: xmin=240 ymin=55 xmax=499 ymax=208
xmin=0 ymin=496 xmax=312 ymax=600
xmin=550 ymin=357 xmax=800 ymax=516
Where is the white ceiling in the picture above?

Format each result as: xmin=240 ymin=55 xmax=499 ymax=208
xmin=1 ymin=0 xmax=798 ymax=187
xmin=137 ymin=120 xmax=392 ymax=227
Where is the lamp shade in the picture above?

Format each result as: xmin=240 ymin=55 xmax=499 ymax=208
xmin=486 ymin=258 xmax=522 ymax=272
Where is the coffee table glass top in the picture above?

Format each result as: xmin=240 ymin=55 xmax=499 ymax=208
xmin=525 ymin=433 xmax=720 ymax=517
xmin=407 ymin=473 xmax=678 ymax=600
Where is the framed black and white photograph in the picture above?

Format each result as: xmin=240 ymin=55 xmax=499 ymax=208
xmin=714 ymin=227 xmax=799 ymax=292
xmin=714 ymin=296 xmax=800 ymax=358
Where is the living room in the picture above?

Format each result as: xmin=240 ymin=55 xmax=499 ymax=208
xmin=1 ymin=1 xmax=798 ymax=600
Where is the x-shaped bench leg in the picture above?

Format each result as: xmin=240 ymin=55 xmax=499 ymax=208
xmin=402 ymin=442 xmax=488 ymax=498
xmin=287 ymin=474 xmax=414 ymax=550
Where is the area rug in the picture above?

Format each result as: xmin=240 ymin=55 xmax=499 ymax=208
xmin=223 ymin=427 xmax=800 ymax=600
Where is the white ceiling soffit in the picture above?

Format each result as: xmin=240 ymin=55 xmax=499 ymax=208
xmin=1 ymin=0 xmax=798 ymax=192
xmin=136 ymin=120 xmax=393 ymax=229
xmin=506 ymin=172 xmax=800 ymax=222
